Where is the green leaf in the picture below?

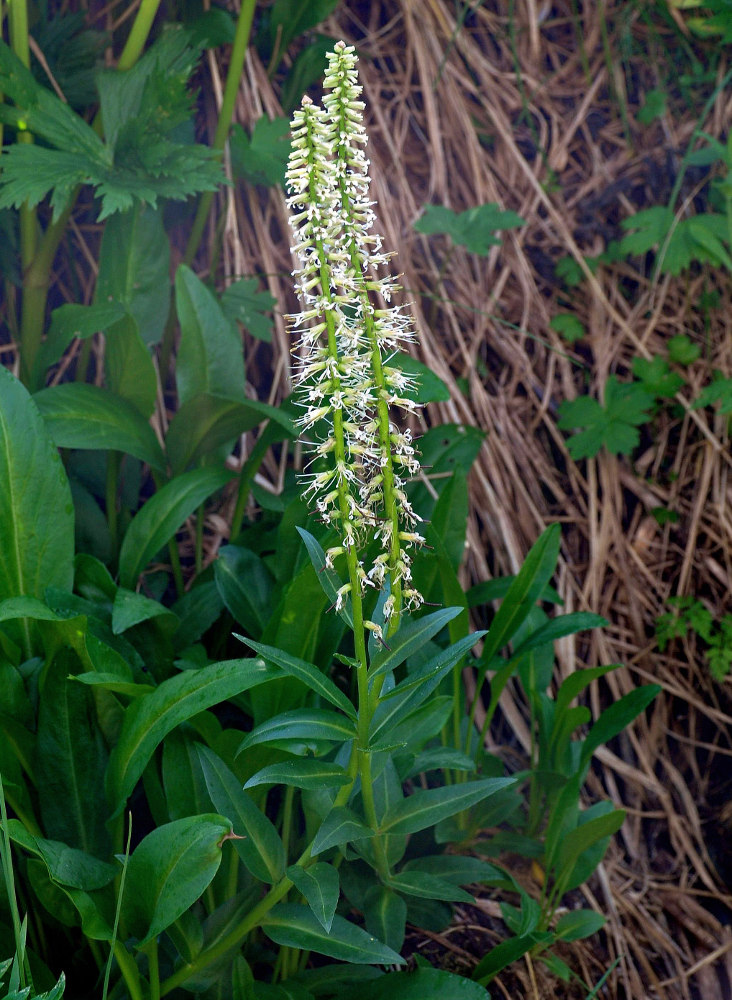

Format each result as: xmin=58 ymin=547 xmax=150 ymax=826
xmin=117 ymin=467 xmax=234 ymax=588
xmin=549 ymin=313 xmax=585 ymax=343
xmin=215 ymin=545 xmax=275 ymax=636
xmin=555 ymin=908 xmax=606 ymax=941
xmin=692 ymin=374 xmax=732 ymax=414
xmin=343 ymin=967 xmax=488 ymax=1000
xmin=262 ymin=904 xmax=403 ymax=965
xmin=256 ymin=0 xmax=340 ymax=64
xmin=111 ymin=587 xmax=178 ymax=635
xmin=667 ymin=334 xmax=700 ymax=366
xmin=236 ymin=635 xmax=356 ymax=720
xmin=473 ymin=932 xmax=540 ymax=983
xmin=37 ymin=300 xmax=127 ymax=377
xmin=104 ymin=315 xmax=158 ymax=418
xmin=637 ymin=88 xmax=666 ymax=124
xmin=0 ymin=367 xmax=74 ymax=655
xmin=33 ymin=383 xmax=166 ymax=471
xmin=362 ymin=886 xmax=407 ymax=954
xmin=238 ymin=708 xmax=356 ymax=751
xmin=631 ymin=355 xmax=683 ymax=398
xmin=36 ymin=648 xmax=111 ymax=857
xmin=579 ymin=684 xmax=661 ymax=775
xmin=380 ymin=777 xmax=515 ymax=836
xmin=166 ymin=392 xmax=294 ymax=474
xmin=196 ymin=744 xmax=286 ymax=883
xmin=510 ymin=612 xmax=607 ymax=660
xmin=243 ymin=759 xmax=350 ymax=791
xmin=220 ymin=277 xmax=277 ymax=342
xmin=125 ymin=814 xmax=231 ymax=946
xmin=620 ymin=206 xmax=675 ymax=256
xmin=105 ymin=656 xmax=276 ymax=815
xmin=287 ymin=863 xmax=339 ymax=933
xmin=310 ymin=806 xmax=374 ymax=856
xmin=96 ymin=206 xmax=170 ymax=346
xmin=175 ymin=264 xmax=245 ymax=407
xmin=281 ymin=34 xmax=333 ymax=112
xmin=557 ymin=377 xmax=654 ymax=459
xmin=369 ymin=607 xmax=464 ymax=680
xmin=414 ymin=202 xmax=524 ymax=255
xmin=4 ymin=819 xmax=116 ymax=890
xmin=386 ymin=871 xmax=473 ymax=903
xmin=230 ymin=117 xmax=291 ymax=187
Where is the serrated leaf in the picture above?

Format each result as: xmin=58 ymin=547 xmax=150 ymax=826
xmin=230 ymin=117 xmax=291 ymax=187
xmin=620 ymin=206 xmax=675 ymax=256
xmin=415 ymin=202 xmax=524 ymax=255
xmin=631 ymin=355 xmax=684 ymax=398
xmin=667 ymin=334 xmax=700 ymax=366
xmin=558 ymin=377 xmax=654 ymax=459
xmin=287 ymin=863 xmax=339 ymax=932
xmin=549 ymin=313 xmax=585 ymax=342
xmin=262 ymin=904 xmax=403 ymax=965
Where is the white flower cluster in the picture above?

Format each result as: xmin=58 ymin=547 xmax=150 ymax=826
xmin=286 ymin=41 xmax=425 ymax=617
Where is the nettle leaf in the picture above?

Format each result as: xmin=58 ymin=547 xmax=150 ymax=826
xmin=630 ymin=356 xmax=683 ymax=399
xmin=692 ymin=373 xmax=732 ymax=414
xmin=221 ymin=277 xmax=277 ymax=342
xmin=620 ymin=206 xmax=674 ymax=257
xmin=414 ymin=202 xmax=524 ymax=255
xmin=0 ymin=29 xmax=223 ymax=221
xmin=557 ymin=376 xmax=654 ymax=459
xmin=668 ymin=334 xmax=701 ymax=367
xmin=230 ymin=117 xmax=291 ymax=187
xmin=549 ymin=313 xmax=585 ymax=343
xmin=620 ymin=206 xmax=731 ymax=276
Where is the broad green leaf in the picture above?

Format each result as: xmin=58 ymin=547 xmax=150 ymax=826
xmin=105 ymin=657 xmax=276 ymax=815
xmin=371 ymin=696 xmax=452 ymax=753
xmin=166 ymin=392 xmax=295 ymax=474
xmin=236 ymin=635 xmax=356 ymax=721
xmin=112 ymin=587 xmax=178 ymax=634
xmin=404 ymin=747 xmax=476 ymax=777
xmin=368 ymin=607 xmax=463 ymax=680
xmin=36 ymin=648 xmax=111 ymax=857
xmin=175 ymin=264 xmax=245 ymax=406
xmin=0 ymin=370 xmax=74 ymax=654
xmin=104 ymin=315 xmax=158 ymax=418
xmin=118 ymin=467 xmax=234 ymax=588
xmin=220 ymin=276 xmax=277 ymax=342
xmin=310 ymin=806 xmax=374 ymax=856
xmin=362 ymin=886 xmax=407 ymax=954
xmin=287 ymin=863 xmax=339 ymax=932
xmin=555 ymin=908 xmax=606 ymax=941
xmin=36 ymin=300 xmax=127 ymax=378
xmin=343 ymin=966 xmax=488 ymax=1000
xmin=196 ymin=744 xmax=285 ymax=883
xmin=403 ymin=855 xmax=511 ymax=888
xmin=34 ymin=383 xmax=165 ymax=471
xmin=262 ymin=904 xmax=403 ymax=965
xmin=557 ymin=378 xmax=654 ymax=459
xmin=387 ymin=871 xmax=473 ymax=903
xmin=238 ymin=708 xmax=356 ymax=752
xmin=380 ymin=778 xmax=515 ymax=836
xmin=96 ymin=206 xmax=170 ymax=345
xmin=295 ymin=527 xmax=353 ymax=629
xmin=256 ymin=0 xmax=340 ymax=63
xmin=473 ymin=932 xmax=543 ymax=983
xmin=215 ymin=545 xmax=275 ymax=636
xmin=243 ymin=759 xmax=350 ymax=791
xmin=554 ymin=809 xmax=625 ymax=885
xmin=125 ymin=814 xmax=231 ymax=946
xmin=4 ymin=819 xmax=116 ymax=890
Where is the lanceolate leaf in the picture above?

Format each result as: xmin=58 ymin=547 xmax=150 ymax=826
xmin=105 ymin=657 xmax=277 ymax=816
xmin=104 ymin=315 xmax=158 ymax=418
xmin=196 ymin=744 xmax=286 ymax=884
xmin=118 ymin=467 xmax=234 ymax=589
xmin=286 ymin=863 xmax=339 ymax=932
xmin=243 ymin=759 xmax=350 ymax=791
xmin=124 ymin=815 xmax=231 ymax=946
xmin=368 ymin=607 xmax=464 ymax=680
xmin=33 ymin=383 xmax=166 ymax=471
xmin=262 ymin=904 xmax=403 ymax=965
xmin=0 ymin=368 xmax=74 ymax=656
xmin=380 ymin=778 xmax=516 ymax=836
xmin=238 ymin=708 xmax=356 ymax=751
xmin=309 ymin=806 xmax=374 ymax=856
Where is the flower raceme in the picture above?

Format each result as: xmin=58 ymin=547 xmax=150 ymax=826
xmin=286 ymin=41 xmax=425 ymax=636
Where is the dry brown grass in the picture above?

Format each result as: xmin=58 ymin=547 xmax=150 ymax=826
xmin=212 ymin=1 xmax=732 ymax=996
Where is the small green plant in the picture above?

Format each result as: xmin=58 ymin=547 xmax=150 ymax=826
xmin=656 ymin=595 xmax=732 ymax=680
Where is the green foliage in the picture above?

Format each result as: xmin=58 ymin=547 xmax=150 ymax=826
xmin=557 ymin=376 xmax=654 ymax=459
xmin=230 ymin=116 xmax=292 ymax=187
xmin=692 ymin=372 xmax=732 ymax=414
xmin=414 ymin=202 xmax=525 ymax=255
xmin=549 ymin=313 xmax=585 ymax=343
xmin=656 ymin=595 xmax=732 ymax=680
xmin=0 ymin=30 xmax=223 ymax=220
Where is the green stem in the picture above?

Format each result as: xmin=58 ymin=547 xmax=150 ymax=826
xmin=113 ymin=942 xmax=144 ymax=1000
xmin=183 ymin=0 xmax=257 ymax=266
xmin=144 ymin=939 xmax=160 ymax=1000
xmin=116 ymin=0 xmax=164 ymax=71
xmin=0 ymin=775 xmax=26 ymax=989
xmin=106 ymin=452 xmax=120 ymax=567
